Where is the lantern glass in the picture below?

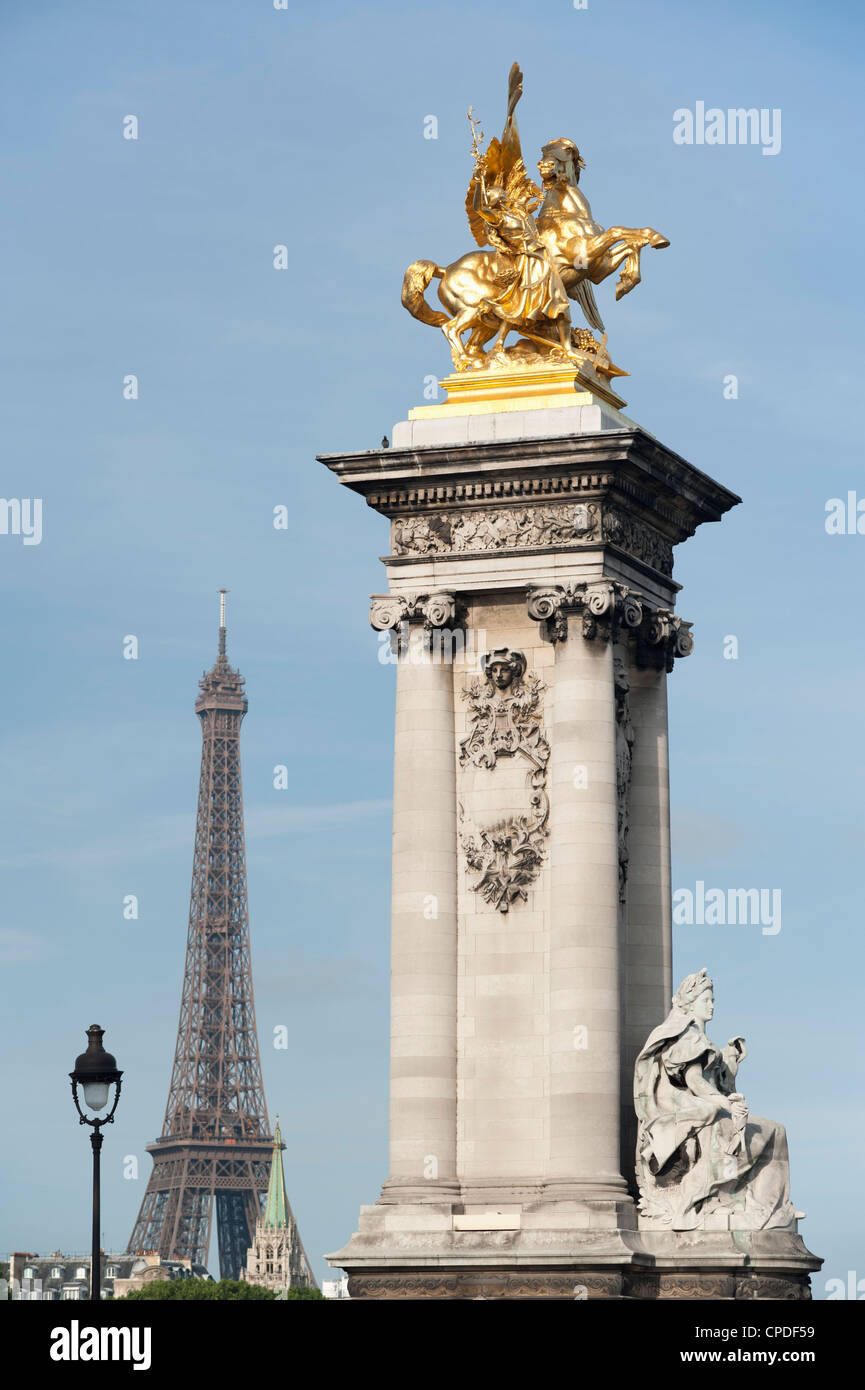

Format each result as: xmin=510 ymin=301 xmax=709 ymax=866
xmin=82 ymin=1080 xmax=110 ymax=1112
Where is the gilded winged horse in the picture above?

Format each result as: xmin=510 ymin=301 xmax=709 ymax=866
xmin=401 ymin=63 xmax=669 ymax=372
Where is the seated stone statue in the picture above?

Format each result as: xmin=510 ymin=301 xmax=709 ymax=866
xmin=634 ymin=969 xmax=804 ymax=1231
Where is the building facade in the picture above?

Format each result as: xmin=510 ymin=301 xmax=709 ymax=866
xmin=6 ymin=1250 xmax=207 ymax=1300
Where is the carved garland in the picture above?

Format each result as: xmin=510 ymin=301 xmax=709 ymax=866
xmin=458 ymin=649 xmax=550 ymax=914
xmin=614 ymin=654 xmax=635 ymax=906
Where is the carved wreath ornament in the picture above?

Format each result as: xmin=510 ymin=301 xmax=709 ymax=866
xmin=458 ymin=649 xmax=550 ymax=913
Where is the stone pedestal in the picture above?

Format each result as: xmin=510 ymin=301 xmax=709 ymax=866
xmin=319 ymin=373 xmax=820 ymax=1298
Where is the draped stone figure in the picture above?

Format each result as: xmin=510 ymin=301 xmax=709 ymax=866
xmin=634 ymin=969 xmax=803 ymax=1231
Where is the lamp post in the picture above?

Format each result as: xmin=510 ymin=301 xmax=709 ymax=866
xmin=69 ymin=1025 xmax=123 ymax=1301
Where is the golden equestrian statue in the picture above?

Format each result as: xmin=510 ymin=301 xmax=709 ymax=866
xmin=401 ymin=63 xmax=669 ymax=376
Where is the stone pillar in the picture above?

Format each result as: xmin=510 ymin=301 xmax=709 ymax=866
xmin=370 ymin=593 xmax=460 ymax=1202
xmin=626 ymin=669 xmax=671 ymax=1036
xmin=322 ymin=419 xmax=767 ymax=1298
xmin=619 ymin=614 xmax=692 ymax=1183
xmin=529 ymin=583 xmax=638 ymax=1199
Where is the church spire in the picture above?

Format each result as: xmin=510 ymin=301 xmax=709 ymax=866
xmin=263 ymin=1117 xmax=289 ymax=1229
xmin=239 ymin=1112 xmax=316 ymax=1289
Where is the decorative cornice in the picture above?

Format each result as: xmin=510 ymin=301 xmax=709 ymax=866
xmin=527 ymin=582 xmax=693 ymax=671
xmin=373 ymin=472 xmax=614 ymax=508
xmin=319 ymin=430 xmax=742 ymax=554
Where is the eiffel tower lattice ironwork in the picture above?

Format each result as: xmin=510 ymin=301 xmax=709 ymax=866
xmin=128 ymin=594 xmax=285 ymax=1280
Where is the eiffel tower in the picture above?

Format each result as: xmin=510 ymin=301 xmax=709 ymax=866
xmin=128 ymin=593 xmax=298 ymax=1280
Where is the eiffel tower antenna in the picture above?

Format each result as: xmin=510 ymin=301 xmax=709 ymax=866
xmin=218 ymin=588 xmax=228 ymax=659
xmin=126 ymin=599 xmax=309 ymax=1281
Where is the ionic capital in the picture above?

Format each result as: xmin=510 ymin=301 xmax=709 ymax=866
xmin=527 ymin=584 xmax=694 ymax=671
xmin=370 ymin=590 xmax=459 ymax=633
xmin=635 ymin=608 xmax=694 ymax=672
xmin=527 ymin=581 xmax=643 ymax=644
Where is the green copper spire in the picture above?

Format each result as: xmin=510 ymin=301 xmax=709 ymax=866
xmin=263 ymin=1116 xmax=289 ymax=1229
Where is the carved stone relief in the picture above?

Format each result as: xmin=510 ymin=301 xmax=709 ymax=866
xmin=458 ymin=649 xmax=550 ymax=913
xmin=614 ymin=653 xmax=635 ymax=905
xmin=347 ymin=1271 xmax=627 ymax=1300
xmin=391 ymin=504 xmax=595 ymax=556
xmin=390 ymin=503 xmax=673 ymax=575
xmin=602 ymin=507 xmax=673 ymax=575
xmin=348 ymin=1268 xmax=813 ymax=1300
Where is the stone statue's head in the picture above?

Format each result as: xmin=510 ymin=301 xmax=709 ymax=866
xmin=672 ymin=967 xmax=714 ymax=1020
xmin=482 ymin=647 xmax=526 ymax=693
xmin=538 ymin=138 xmax=585 ymax=188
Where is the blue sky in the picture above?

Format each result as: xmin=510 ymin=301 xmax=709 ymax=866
xmin=1 ymin=0 xmax=862 ymax=1294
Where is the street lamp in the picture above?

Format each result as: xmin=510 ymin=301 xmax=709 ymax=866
xmin=69 ymin=1025 xmax=123 ymax=1301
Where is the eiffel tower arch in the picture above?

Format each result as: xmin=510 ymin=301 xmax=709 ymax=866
xmin=128 ymin=594 xmax=306 ymax=1281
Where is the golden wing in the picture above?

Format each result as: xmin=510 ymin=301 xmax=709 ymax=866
xmin=465 ymin=134 xmax=508 ymax=247
xmin=504 ymin=157 xmax=541 ymax=217
xmin=501 ymin=65 xmax=541 ymax=214
xmin=465 ymin=62 xmax=539 ymax=244
xmin=466 ymin=184 xmax=487 ymax=247
xmin=500 ymin=62 xmax=524 ymax=173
